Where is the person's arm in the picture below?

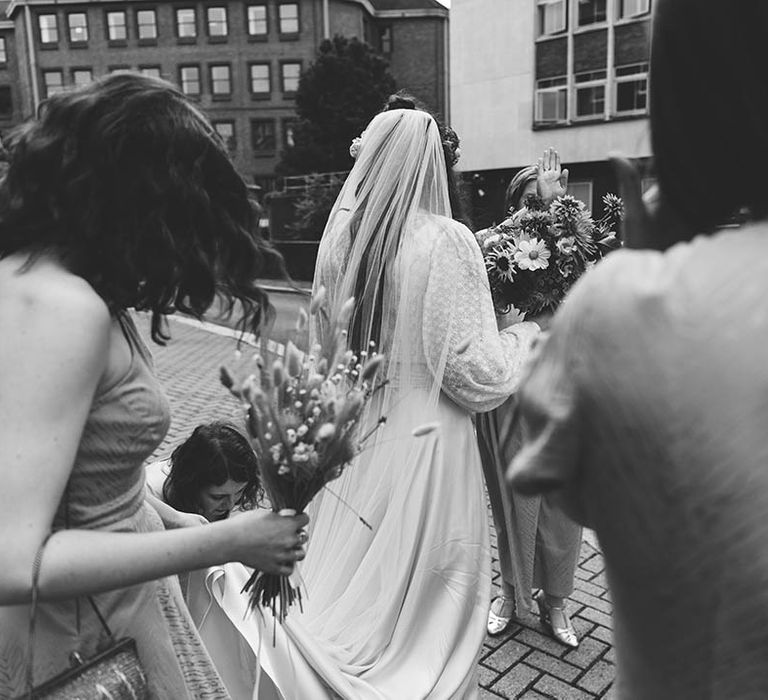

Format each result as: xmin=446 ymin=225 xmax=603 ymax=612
xmin=0 ymin=273 xmax=306 ymax=605
xmin=145 ymin=491 xmax=208 ymax=529
xmin=422 ymin=221 xmax=540 ymax=413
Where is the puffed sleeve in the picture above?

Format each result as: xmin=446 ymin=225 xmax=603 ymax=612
xmin=422 ymin=219 xmax=540 ymax=413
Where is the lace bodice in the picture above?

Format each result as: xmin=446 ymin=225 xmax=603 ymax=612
xmin=312 ymin=213 xmax=538 ymax=413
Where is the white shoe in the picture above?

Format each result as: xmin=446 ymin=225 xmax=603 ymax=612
xmin=487 ymin=595 xmax=515 ymax=636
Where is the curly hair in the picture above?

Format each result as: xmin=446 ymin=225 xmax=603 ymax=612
xmin=162 ymin=422 xmax=264 ymax=514
xmin=0 ymin=72 xmax=284 ymax=342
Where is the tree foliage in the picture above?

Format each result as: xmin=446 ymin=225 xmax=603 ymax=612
xmin=278 ymin=36 xmax=397 ymax=175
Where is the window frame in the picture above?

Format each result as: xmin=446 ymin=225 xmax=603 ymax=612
xmin=0 ymin=37 xmax=7 ymax=65
xmin=277 ymin=2 xmax=300 ymax=37
xmin=573 ymin=69 xmax=607 ymax=121
xmin=139 ymin=65 xmax=163 ymax=78
xmin=206 ymin=6 xmax=228 ymax=40
xmin=136 ymin=8 xmax=158 ymax=43
xmin=178 ymin=64 xmax=202 ymax=97
xmin=536 ymin=0 xmax=567 ymax=37
xmin=213 ymin=119 xmax=237 ymax=152
xmin=534 ymin=76 xmax=568 ymax=125
xmin=617 ymin=0 xmax=650 ymax=21
xmin=67 ymin=12 xmax=89 ymax=46
xmin=42 ymin=69 xmax=64 ymax=98
xmin=281 ymin=118 xmax=298 ymax=149
xmin=38 ymin=13 xmax=59 ymax=46
xmin=247 ymin=3 xmax=268 ymax=38
xmin=250 ymin=118 xmax=276 ymax=155
xmin=614 ymin=62 xmax=649 ymax=116
xmin=175 ymin=7 xmax=198 ymax=42
xmin=71 ymin=67 xmax=93 ymax=87
xmin=248 ymin=62 xmax=271 ymax=98
xmin=567 ymin=180 xmax=593 ymax=209
xmin=105 ymin=9 xmax=128 ymax=44
xmin=280 ymin=61 xmax=301 ymax=96
xmin=209 ymin=63 xmax=232 ymax=99
xmin=576 ymin=0 xmax=607 ymax=27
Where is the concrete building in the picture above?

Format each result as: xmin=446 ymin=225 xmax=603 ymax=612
xmin=1 ymin=0 xmax=448 ymax=190
xmin=450 ymin=0 xmax=653 ymax=227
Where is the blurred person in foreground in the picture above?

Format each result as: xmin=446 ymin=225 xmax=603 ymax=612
xmin=0 ymin=72 xmax=307 ymax=698
xmin=509 ymin=1 xmax=768 ymax=697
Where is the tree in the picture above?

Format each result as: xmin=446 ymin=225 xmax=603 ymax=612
xmin=278 ymin=36 xmax=397 ymax=175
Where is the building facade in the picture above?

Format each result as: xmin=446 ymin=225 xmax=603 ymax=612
xmin=1 ymin=0 xmax=448 ymax=190
xmin=450 ymin=0 xmax=652 ymax=227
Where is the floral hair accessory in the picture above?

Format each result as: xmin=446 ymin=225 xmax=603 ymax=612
xmin=349 ymin=130 xmax=365 ymax=160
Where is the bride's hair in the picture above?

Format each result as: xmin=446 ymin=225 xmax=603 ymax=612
xmin=381 ymin=92 xmax=472 ymax=229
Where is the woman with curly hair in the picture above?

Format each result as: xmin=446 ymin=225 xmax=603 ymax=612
xmin=146 ymin=422 xmax=264 ymax=524
xmin=0 ymin=72 xmax=308 ymax=699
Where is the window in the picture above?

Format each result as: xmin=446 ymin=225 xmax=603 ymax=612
xmin=251 ymin=119 xmax=276 ymax=153
xmin=614 ymin=62 xmax=648 ymax=114
xmin=574 ymin=70 xmax=606 ymax=119
xmin=247 ymin=4 xmax=268 ymax=36
xmin=68 ymin=13 xmax=88 ymax=44
xmin=249 ymin=63 xmax=270 ymax=95
xmin=278 ymin=3 xmax=299 ymax=35
xmin=210 ymin=64 xmax=231 ymax=96
xmin=535 ymin=76 xmax=567 ymax=123
xmin=0 ymin=37 xmax=6 ymax=64
xmin=282 ymin=119 xmax=297 ymax=148
xmin=281 ymin=62 xmax=301 ymax=94
xmin=207 ymin=7 xmax=228 ymax=37
xmin=537 ymin=0 xmax=566 ymax=36
xmin=137 ymin=10 xmax=158 ymax=40
xmin=567 ymin=180 xmax=593 ymax=208
xmin=176 ymin=8 xmax=197 ymax=38
xmin=140 ymin=66 xmax=162 ymax=78
xmin=0 ymin=86 xmax=11 ymax=117
xmin=179 ymin=65 xmax=201 ymax=96
xmin=618 ymin=0 xmax=650 ymax=19
xmin=577 ymin=0 xmax=606 ymax=26
xmin=380 ymin=25 xmax=392 ymax=54
xmin=72 ymin=68 xmax=93 ymax=87
xmin=106 ymin=11 xmax=127 ymax=41
xmin=38 ymin=14 xmax=59 ymax=44
xmin=213 ymin=120 xmax=236 ymax=151
xmin=42 ymin=70 xmax=64 ymax=97
xmin=109 ymin=66 xmax=131 ymax=74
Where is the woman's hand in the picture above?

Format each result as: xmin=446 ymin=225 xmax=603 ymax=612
xmin=537 ymin=147 xmax=569 ymax=205
xmin=225 ymin=510 xmax=309 ymax=576
xmin=497 ymin=307 xmax=524 ymax=331
xmin=525 ymin=312 xmax=553 ymax=332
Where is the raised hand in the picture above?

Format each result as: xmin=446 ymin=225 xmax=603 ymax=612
xmin=536 ymin=147 xmax=569 ymax=205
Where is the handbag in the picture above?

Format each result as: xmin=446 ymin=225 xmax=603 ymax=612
xmin=15 ymin=523 xmax=149 ymax=699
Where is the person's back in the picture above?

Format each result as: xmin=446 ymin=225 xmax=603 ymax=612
xmin=537 ymin=224 xmax=768 ymax=697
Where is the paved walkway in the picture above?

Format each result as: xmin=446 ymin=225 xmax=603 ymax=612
xmin=137 ymin=312 xmax=616 ymax=699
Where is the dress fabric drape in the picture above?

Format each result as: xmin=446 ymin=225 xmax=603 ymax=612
xmin=190 ymin=215 xmax=539 ymax=699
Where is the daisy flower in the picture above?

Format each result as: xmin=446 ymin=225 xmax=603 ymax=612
xmin=556 ymin=236 xmax=577 ymax=256
xmin=514 ymin=238 xmax=551 ymax=271
xmin=485 ymin=244 xmax=517 ymax=282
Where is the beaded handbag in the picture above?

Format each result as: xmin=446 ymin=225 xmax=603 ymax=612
xmin=15 ymin=532 xmax=149 ymax=700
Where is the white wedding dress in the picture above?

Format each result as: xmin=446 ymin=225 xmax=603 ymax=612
xmin=187 ymin=109 xmax=539 ymax=699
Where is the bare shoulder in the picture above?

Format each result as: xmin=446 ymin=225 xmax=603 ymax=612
xmin=0 ymin=254 xmax=111 ymax=358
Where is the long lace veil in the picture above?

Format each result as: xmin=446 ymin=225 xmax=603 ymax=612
xmin=311 ymin=108 xmax=456 ymax=413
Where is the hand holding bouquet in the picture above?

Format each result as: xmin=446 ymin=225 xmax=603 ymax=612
xmin=220 ymin=292 xmax=387 ymax=626
xmin=476 ymin=193 xmax=623 ymax=316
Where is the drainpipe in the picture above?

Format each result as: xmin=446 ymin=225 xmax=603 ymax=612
xmin=322 ymin=0 xmax=329 ymax=39
xmin=23 ymin=3 xmax=40 ymax=112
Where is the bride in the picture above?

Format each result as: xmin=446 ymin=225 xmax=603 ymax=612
xmin=190 ymin=103 xmax=540 ymax=698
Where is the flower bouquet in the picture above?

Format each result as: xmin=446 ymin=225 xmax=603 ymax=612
xmin=476 ymin=193 xmax=623 ymax=316
xmin=219 ymin=291 xmax=388 ymax=627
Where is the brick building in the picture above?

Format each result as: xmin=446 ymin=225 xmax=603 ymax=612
xmin=0 ymin=0 xmax=447 ymax=191
xmin=450 ymin=0 xmax=652 ymax=228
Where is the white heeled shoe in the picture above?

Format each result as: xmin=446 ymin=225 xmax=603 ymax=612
xmin=533 ymin=590 xmax=578 ymax=648
xmin=487 ymin=595 xmax=515 ymax=636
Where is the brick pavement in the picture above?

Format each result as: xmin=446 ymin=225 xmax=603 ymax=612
xmin=136 ymin=312 xmax=616 ymax=700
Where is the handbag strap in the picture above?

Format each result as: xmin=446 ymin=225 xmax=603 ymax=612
xmin=25 ymin=488 xmax=116 ymax=696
